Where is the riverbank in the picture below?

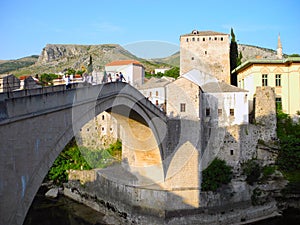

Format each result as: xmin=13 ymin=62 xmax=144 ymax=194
xmin=60 ymin=165 xmax=295 ymax=225
xmin=23 ymin=186 xmax=300 ymax=225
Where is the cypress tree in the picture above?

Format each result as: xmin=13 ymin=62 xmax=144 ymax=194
xmin=230 ymin=28 xmax=238 ymax=86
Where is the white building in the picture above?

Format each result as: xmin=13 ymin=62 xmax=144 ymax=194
xmin=138 ymin=76 xmax=173 ymax=111
xmin=105 ymin=60 xmax=145 ymax=87
xmin=154 ymin=68 xmax=170 ymax=74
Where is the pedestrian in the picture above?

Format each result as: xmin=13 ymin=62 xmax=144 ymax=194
xmin=108 ymin=73 xmax=112 ymax=82
xmin=119 ymin=72 xmax=126 ymax=82
xmin=65 ymin=75 xmax=71 ymax=89
xmin=115 ymin=73 xmax=120 ymax=82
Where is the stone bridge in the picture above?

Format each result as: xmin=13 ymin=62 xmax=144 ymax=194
xmin=0 ymin=82 xmax=204 ymax=225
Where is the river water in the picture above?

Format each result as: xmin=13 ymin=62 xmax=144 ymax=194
xmin=24 ymin=187 xmax=300 ymax=225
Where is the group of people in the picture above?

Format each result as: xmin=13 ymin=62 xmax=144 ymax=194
xmin=107 ymin=72 xmax=126 ymax=83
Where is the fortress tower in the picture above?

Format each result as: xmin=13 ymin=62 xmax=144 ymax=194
xmin=180 ymin=30 xmax=230 ymax=83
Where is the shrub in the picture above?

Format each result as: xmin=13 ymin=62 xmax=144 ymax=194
xmin=242 ymin=159 xmax=261 ymax=185
xmin=201 ymin=158 xmax=232 ymax=191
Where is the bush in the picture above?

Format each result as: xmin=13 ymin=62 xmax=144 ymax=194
xmin=201 ymin=158 xmax=232 ymax=191
xmin=242 ymin=159 xmax=261 ymax=185
xmin=276 ymin=111 xmax=300 ymax=172
xmin=47 ymin=138 xmax=91 ymax=184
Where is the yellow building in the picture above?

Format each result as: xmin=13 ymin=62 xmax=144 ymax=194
xmin=234 ymin=57 xmax=300 ymax=115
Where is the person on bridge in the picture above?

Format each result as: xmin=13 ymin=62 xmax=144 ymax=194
xmin=65 ymin=75 xmax=71 ymax=89
xmin=119 ymin=72 xmax=126 ymax=82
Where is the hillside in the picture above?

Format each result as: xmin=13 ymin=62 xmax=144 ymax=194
xmin=4 ymin=44 xmax=171 ymax=77
xmin=0 ymin=55 xmax=39 ymax=75
xmin=0 ymin=43 xmax=287 ymax=77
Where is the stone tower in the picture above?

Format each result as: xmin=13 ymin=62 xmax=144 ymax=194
xmin=180 ymin=30 xmax=230 ymax=84
xmin=276 ymin=33 xmax=283 ymax=59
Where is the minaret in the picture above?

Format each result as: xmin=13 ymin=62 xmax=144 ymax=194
xmin=277 ymin=33 xmax=283 ymax=59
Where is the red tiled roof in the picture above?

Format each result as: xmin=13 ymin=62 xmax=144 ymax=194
xmin=105 ymin=60 xmax=142 ymax=66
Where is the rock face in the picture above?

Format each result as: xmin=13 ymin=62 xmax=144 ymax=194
xmin=36 ymin=44 xmax=139 ymax=71
xmin=238 ymin=44 xmax=280 ymax=63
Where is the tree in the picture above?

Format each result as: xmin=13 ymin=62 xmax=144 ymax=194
xmin=230 ymin=28 xmax=238 ymax=86
xmin=87 ymin=55 xmax=93 ymax=74
xmin=201 ymin=158 xmax=232 ymax=191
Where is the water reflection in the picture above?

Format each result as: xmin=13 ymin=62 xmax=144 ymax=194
xmin=24 ymin=187 xmax=110 ymax=225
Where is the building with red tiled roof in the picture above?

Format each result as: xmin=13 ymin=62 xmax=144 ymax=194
xmin=105 ymin=60 xmax=145 ymax=87
xmin=105 ymin=60 xmax=143 ymax=67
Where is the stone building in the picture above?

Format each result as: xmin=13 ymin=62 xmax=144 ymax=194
xmin=76 ymin=112 xmax=119 ymax=150
xmin=0 ymin=74 xmax=20 ymax=92
xmin=180 ymin=30 xmax=230 ymax=84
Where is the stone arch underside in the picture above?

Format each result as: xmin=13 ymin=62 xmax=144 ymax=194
xmin=0 ymin=83 xmax=167 ymax=225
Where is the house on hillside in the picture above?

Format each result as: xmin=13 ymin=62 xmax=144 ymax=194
xmin=104 ymin=60 xmax=145 ymax=87
xmin=0 ymin=74 xmax=20 ymax=92
xmin=233 ymin=57 xmax=300 ymax=116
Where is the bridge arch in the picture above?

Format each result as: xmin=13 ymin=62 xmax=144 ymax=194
xmin=0 ymin=82 xmax=167 ymax=225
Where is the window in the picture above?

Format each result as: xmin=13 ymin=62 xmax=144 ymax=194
xmin=221 ymin=37 xmax=223 ymax=41
xmin=214 ymin=37 xmax=217 ymax=40
xmin=156 ymin=100 xmax=159 ymax=106
xmin=191 ymin=57 xmax=194 ymax=60
xmin=149 ymin=91 xmax=152 ymax=97
xmin=102 ymin=115 xmax=105 ymax=120
xmin=186 ymin=38 xmax=189 ymax=42
xmin=156 ymin=91 xmax=158 ymax=96
xmin=276 ymin=97 xmax=282 ymax=110
xmin=205 ymin=51 xmax=207 ymax=55
xmin=218 ymin=109 xmax=222 ymax=116
xmin=230 ymin=109 xmax=234 ymax=116
xmin=206 ymin=108 xmax=210 ymax=116
xmin=101 ymin=127 xmax=105 ymax=131
xmin=180 ymin=103 xmax=186 ymax=112
xmin=230 ymin=150 xmax=234 ymax=155
xmin=197 ymin=38 xmax=200 ymax=41
xmin=262 ymin=74 xmax=268 ymax=86
xmin=275 ymin=74 xmax=281 ymax=87
xmin=203 ymin=37 xmax=205 ymax=41
xmin=192 ymin=37 xmax=195 ymax=41
xmin=209 ymin=37 xmax=212 ymax=41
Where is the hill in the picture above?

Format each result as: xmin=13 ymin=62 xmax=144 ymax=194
xmin=0 ymin=55 xmax=39 ymax=75
xmin=3 ymin=44 xmax=170 ymax=77
xmin=0 ymin=43 xmax=288 ymax=77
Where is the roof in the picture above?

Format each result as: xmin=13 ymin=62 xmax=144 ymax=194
xmin=232 ymin=57 xmax=300 ymax=74
xmin=182 ymin=69 xmax=247 ymax=93
xmin=105 ymin=60 xmax=143 ymax=67
xmin=181 ymin=30 xmax=228 ymax=37
xmin=138 ymin=76 xmax=173 ymax=90
xmin=201 ymin=81 xmax=247 ymax=93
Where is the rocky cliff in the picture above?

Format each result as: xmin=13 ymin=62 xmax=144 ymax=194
xmin=36 ymin=44 xmax=139 ymax=71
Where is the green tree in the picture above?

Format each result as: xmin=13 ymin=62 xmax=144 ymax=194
xmin=201 ymin=158 xmax=232 ymax=191
xmin=164 ymin=67 xmax=179 ymax=79
xmin=276 ymin=111 xmax=300 ymax=172
xmin=230 ymin=28 xmax=238 ymax=86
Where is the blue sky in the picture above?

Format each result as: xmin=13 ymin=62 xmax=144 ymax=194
xmin=0 ymin=0 xmax=299 ymax=59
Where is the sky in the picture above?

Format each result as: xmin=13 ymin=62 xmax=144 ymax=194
xmin=0 ymin=0 xmax=299 ymax=60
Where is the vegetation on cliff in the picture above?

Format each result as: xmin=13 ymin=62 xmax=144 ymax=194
xmin=276 ymin=111 xmax=300 ymax=186
xmin=201 ymin=158 xmax=232 ymax=191
xmin=46 ymin=138 xmax=122 ymax=185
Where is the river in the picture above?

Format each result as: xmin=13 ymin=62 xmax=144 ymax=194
xmin=24 ymin=187 xmax=300 ymax=225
